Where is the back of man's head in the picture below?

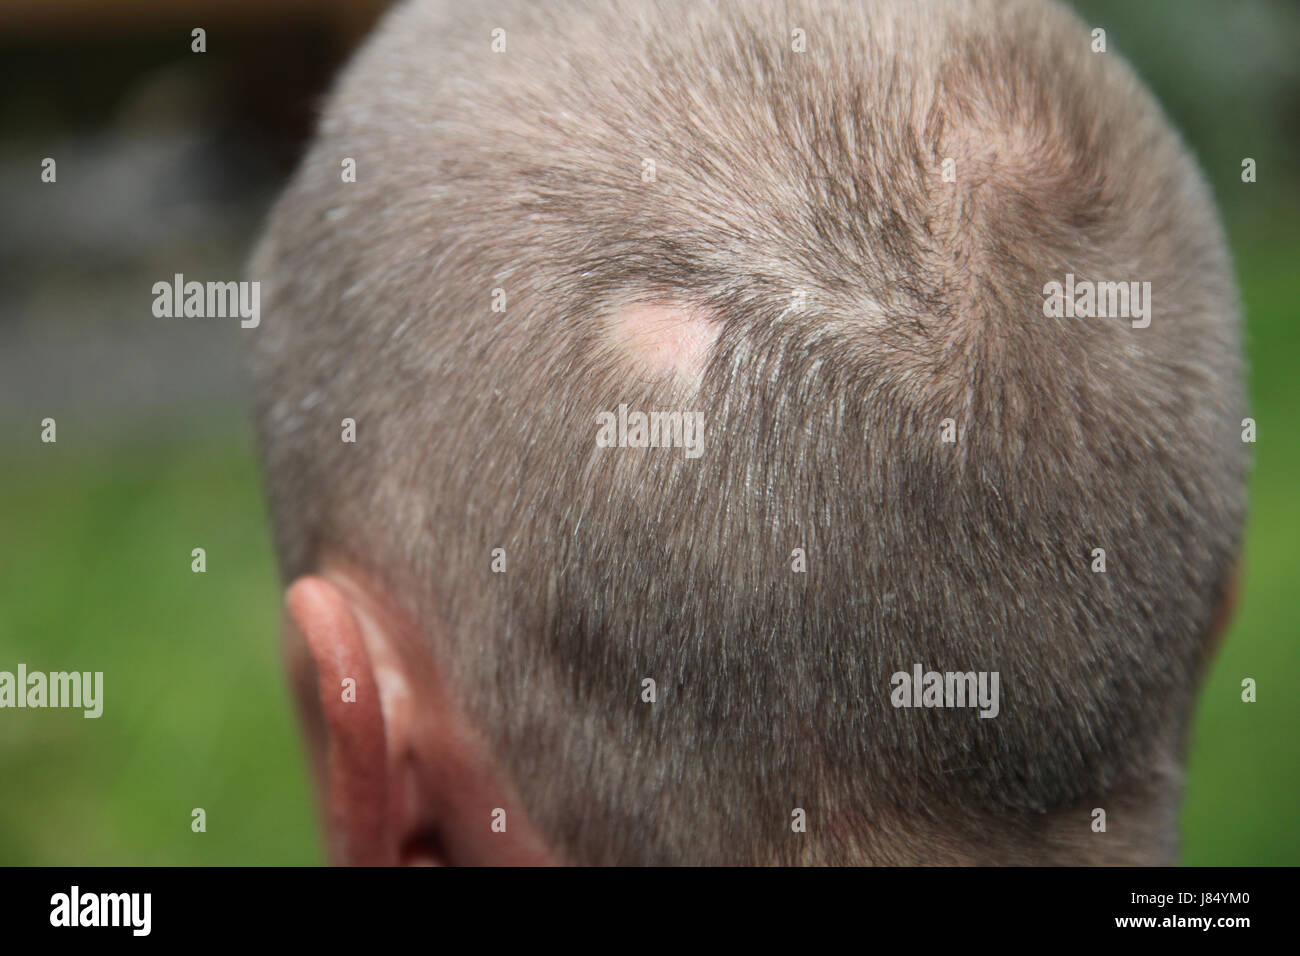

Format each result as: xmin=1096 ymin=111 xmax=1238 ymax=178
xmin=249 ymin=0 xmax=1247 ymax=865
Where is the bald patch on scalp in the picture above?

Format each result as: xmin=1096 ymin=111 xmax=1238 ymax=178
xmin=605 ymin=302 xmax=723 ymax=387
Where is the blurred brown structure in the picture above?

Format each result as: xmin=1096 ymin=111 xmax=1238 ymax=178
xmin=0 ymin=0 xmax=394 ymax=429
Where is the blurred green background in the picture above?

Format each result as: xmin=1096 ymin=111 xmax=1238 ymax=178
xmin=0 ymin=0 xmax=1296 ymax=865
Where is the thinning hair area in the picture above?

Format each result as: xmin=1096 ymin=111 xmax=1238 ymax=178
xmin=249 ymin=0 xmax=1247 ymax=864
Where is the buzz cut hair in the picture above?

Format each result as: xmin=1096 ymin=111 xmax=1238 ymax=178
xmin=248 ymin=0 xmax=1248 ymax=864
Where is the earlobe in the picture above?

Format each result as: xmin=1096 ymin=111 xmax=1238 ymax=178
xmin=285 ymin=576 xmax=395 ymax=865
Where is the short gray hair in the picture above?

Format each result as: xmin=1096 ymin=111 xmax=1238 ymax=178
xmin=249 ymin=0 xmax=1247 ymax=863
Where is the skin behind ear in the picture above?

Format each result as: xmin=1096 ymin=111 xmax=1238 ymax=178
xmin=283 ymin=572 xmax=556 ymax=866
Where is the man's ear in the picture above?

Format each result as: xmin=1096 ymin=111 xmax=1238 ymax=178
xmin=285 ymin=576 xmax=399 ymax=865
xmin=1207 ymin=558 xmax=1243 ymax=656
xmin=282 ymin=572 xmax=556 ymax=866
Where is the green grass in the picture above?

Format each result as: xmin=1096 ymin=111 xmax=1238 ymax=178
xmin=0 ymin=422 xmax=321 ymax=865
